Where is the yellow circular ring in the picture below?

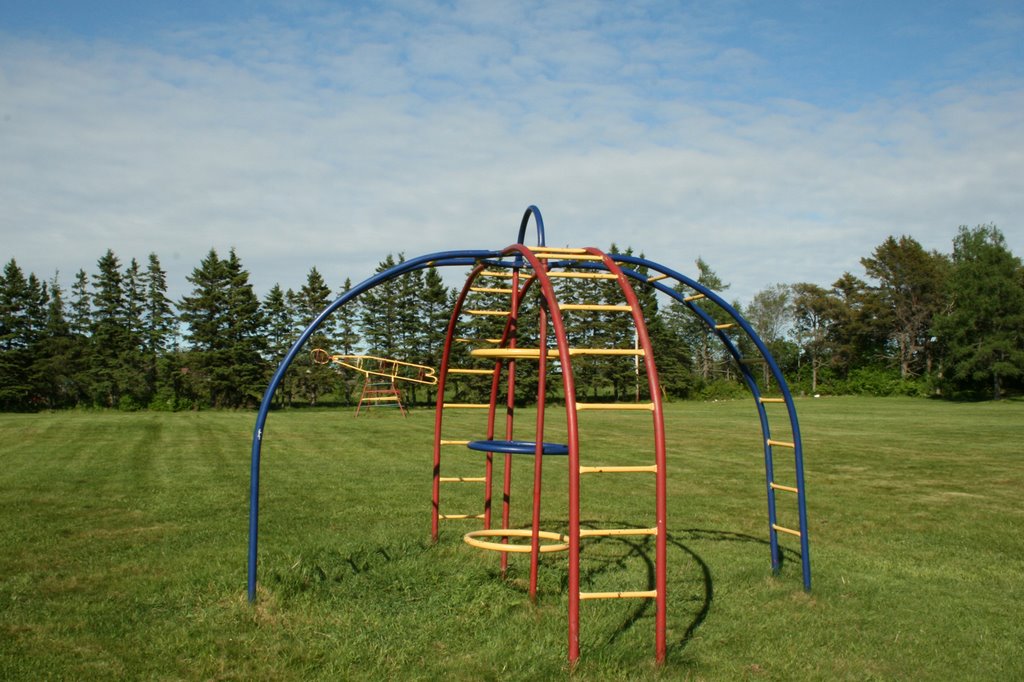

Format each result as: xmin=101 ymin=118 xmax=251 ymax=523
xmin=463 ymin=528 xmax=570 ymax=554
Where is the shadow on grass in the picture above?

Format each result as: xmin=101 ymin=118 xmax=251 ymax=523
xmin=570 ymin=524 xmax=803 ymax=658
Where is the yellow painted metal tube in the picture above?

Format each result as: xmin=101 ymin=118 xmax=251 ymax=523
xmin=770 ymin=482 xmax=799 ymax=493
xmin=684 ymin=293 xmax=706 ymax=302
xmin=646 ymin=273 xmax=671 ymax=282
xmin=439 ymin=439 xmax=470 ymax=445
xmin=440 ymin=476 xmax=486 ymax=483
xmin=580 ymin=590 xmax=658 ymax=600
xmin=579 ymin=465 xmax=658 ymax=474
xmin=479 ymin=270 xmax=514 ymax=278
xmin=439 ymin=513 xmax=486 ymax=520
xmin=447 ymin=368 xmax=494 ymax=375
xmin=560 ymin=304 xmax=633 ymax=312
xmin=443 ymin=403 xmax=491 ymax=409
xmin=533 ymin=253 xmax=605 ymax=261
xmin=772 ymin=523 xmax=802 ymax=537
xmin=465 ymin=309 xmax=511 ymax=316
xmin=527 ymin=246 xmax=590 ymax=254
xmin=715 ymin=323 xmax=736 ymax=330
xmin=576 ymin=403 xmax=654 ymax=411
xmin=579 ymin=527 xmax=658 ymax=537
xmin=463 ymin=528 xmax=570 ymax=553
xmin=767 ymin=438 xmax=796 ymax=448
xmin=545 ymin=271 xmax=619 ymax=280
xmin=759 ymin=397 xmax=786 ymax=403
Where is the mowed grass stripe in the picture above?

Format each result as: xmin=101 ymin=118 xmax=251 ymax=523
xmin=0 ymin=398 xmax=1022 ymax=680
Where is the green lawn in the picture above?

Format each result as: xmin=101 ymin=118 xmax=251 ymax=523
xmin=1 ymin=397 xmax=1022 ymax=680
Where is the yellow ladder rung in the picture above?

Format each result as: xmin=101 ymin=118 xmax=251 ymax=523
xmin=439 ymin=439 xmax=470 ymax=446
xmin=528 ymin=246 xmax=589 ymax=254
xmin=470 ymin=286 xmax=515 ymax=294
xmin=443 ymin=403 xmax=491 ymax=409
xmin=560 ymin=304 xmax=633 ymax=312
xmin=455 ymin=337 xmax=503 ymax=344
xmin=580 ymin=590 xmax=657 ymax=601
xmin=534 ymin=253 xmax=605 ymax=261
xmin=361 ymin=396 xmax=399 ymax=402
xmin=579 ymin=527 xmax=658 ymax=538
xmin=772 ymin=523 xmax=802 ymax=537
xmin=439 ymin=514 xmax=486 ymax=520
xmin=572 ymin=348 xmax=644 ymax=357
xmin=715 ymin=323 xmax=736 ymax=330
xmin=759 ymin=397 xmax=785 ymax=403
xmin=767 ymin=438 xmax=796 ymax=448
xmin=684 ymin=293 xmax=706 ymax=302
xmin=479 ymin=270 xmax=514 ymax=278
xmin=576 ymin=403 xmax=654 ymax=411
xmin=466 ymin=309 xmax=511 ymax=316
xmin=579 ymin=465 xmax=658 ymax=474
xmin=646 ymin=273 xmax=670 ymax=282
xmin=545 ymin=271 xmax=618 ymax=280
xmin=440 ymin=476 xmax=486 ymax=483
xmin=770 ymin=482 xmax=799 ymax=493
xmin=447 ymin=368 xmax=494 ymax=375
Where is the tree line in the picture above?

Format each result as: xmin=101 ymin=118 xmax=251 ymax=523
xmin=1 ymin=224 xmax=1021 ymax=411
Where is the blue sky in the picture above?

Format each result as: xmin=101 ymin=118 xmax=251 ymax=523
xmin=2 ymin=0 xmax=1022 ymax=304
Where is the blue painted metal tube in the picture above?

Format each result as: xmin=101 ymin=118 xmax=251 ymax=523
xmin=611 ymin=254 xmax=811 ymax=591
xmin=247 ymin=249 xmax=495 ymax=602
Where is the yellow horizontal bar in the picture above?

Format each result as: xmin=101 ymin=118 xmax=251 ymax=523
xmin=560 ymin=304 xmax=632 ymax=312
xmin=439 ymin=439 xmax=470 ymax=446
xmin=535 ymin=253 xmax=605 ymax=261
xmin=715 ymin=323 xmax=735 ymax=330
xmin=579 ymin=465 xmax=657 ymax=474
xmin=479 ymin=270 xmax=514 ymax=278
xmin=576 ymin=403 xmax=654 ymax=411
xmin=361 ymin=396 xmax=399 ymax=402
xmin=443 ymin=403 xmax=491 ymax=409
xmin=465 ymin=309 xmax=510 ymax=316
xmin=646 ymin=273 xmax=670 ymax=282
xmin=580 ymin=590 xmax=657 ymax=601
xmin=545 ymin=271 xmax=618 ymax=280
xmin=447 ymin=368 xmax=494 ymax=375
xmin=767 ymin=438 xmax=796 ymax=448
xmin=759 ymin=397 xmax=785 ymax=403
xmin=440 ymin=477 xmax=486 ymax=483
xmin=772 ymin=523 xmax=802 ymax=537
xmin=470 ymin=286 xmax=515 ymax=294
xmin=684 ymin=293 xmax=706 ymax=302
xmin=455 ymin=337 xmax=503 ymax=344
xmin=579 ymin=527 xmax=658 ymax=538
xmin=770 ymin=482 xmax=799 ymax=493
xmin=528 ymin=246 xmax=589 ymax=254
xmin=439 ymin=514 xmax=486 ymax=520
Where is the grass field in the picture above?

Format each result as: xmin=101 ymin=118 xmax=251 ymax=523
xmin=1 ymin=397 xmax=1022 ymax=680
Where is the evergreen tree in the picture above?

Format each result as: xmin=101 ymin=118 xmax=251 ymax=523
xmin=90 ymin=250 xmax=135 ymax=407
xmin=290 ymin=266 xmax=336 ymax=405
xmin=178 ymin=249 xmax=231 ymax=407
xmin=33 ymin=276 xmax=79 ymax=408
xmin=262 ymin=284 xmax=297 ymax=406
xmin=333 ymin=278 xmax=363 ymax=405
xmin=667 ymin=257 xmax=730 ymax=385
xmin=0 ymin=260 xmax=34 ymax=409
xmin=933 ymin=224 xmax=1024 ymax=399
xmin=143 ymin=254 xmax=179 ymax=409
xmin=416 ymin=267 xmax=452 ymax=405
xmin=359 ymin=254 xmax=402 ymax=358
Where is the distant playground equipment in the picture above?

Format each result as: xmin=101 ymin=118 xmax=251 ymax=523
xmin=310 ymin=349 xmax=437 ymax=416
xmin=248 ymin=206 xmax=810 ymax=666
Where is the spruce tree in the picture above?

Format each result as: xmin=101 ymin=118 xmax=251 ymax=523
xmin=934 ymin=224 xmax=1024 ymax=399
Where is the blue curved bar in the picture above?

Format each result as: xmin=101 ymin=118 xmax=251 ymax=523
xmin=248 ymin=248 xmax=496 ymax=601
xmin=466 ymin=440 xmax=569 ymax=456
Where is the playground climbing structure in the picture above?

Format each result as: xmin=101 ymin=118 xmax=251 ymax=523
xmin=248 ymin=206 xmax=811 ymax=667
xmin=311 ymin=349 xmax=437 ymax=415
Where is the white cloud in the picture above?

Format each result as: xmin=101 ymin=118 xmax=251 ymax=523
xmin=1 ymin=1 xmax=1021 ymax=308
